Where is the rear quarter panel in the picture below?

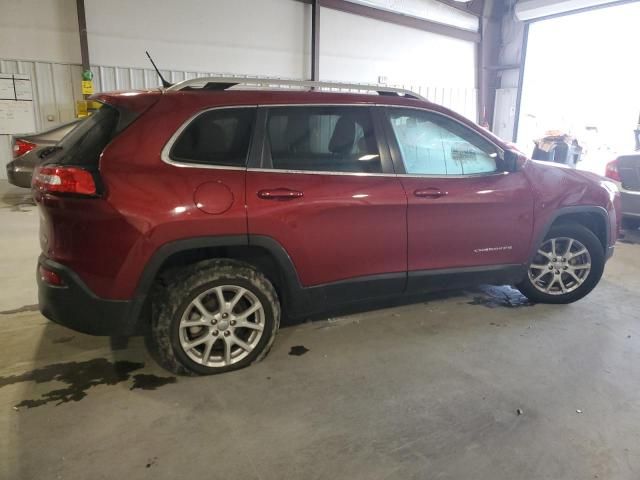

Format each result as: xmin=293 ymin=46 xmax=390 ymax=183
xmin=37 ymin=93 xmax=249 ymax=300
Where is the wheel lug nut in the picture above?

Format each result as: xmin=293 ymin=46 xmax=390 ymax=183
xmin=222 ymin=313 xmax=228 ymax=319
xmin=224 ymin=331 xmax=230 ymax=337
xmin=549 ymin=265 xmax=554 ymax=270
xmin=230 ymin=320 xmax=236 ymax=326
xmin=211 ymin=319 xmax=217 ymax=324
xmin=212 ymin=330 xmax=218 ymax=336
xmin=561 ymin=258 xmax=566 ymax=262
xmin=552 ymin=258 xmax=557 ymax=262
xmin=555 ymin=270 xmax=560 ymax=274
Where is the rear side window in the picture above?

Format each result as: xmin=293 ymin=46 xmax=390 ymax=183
xmin=265 ymin=106 xmax=382 ymax=173
xmin=56 ymin=104 xmax=120 ymax=166
xmin=170 ymin=108 xmax=255 ymax=167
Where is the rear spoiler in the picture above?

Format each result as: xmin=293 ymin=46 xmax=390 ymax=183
xmin=90 ymin=90 xmax=162 ymax=115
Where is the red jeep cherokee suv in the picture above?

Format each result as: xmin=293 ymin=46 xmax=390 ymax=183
xmin=33 ymin=78 xmax=621 ymax=375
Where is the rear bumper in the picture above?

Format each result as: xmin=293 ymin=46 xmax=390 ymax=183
xmin=37 ymin=256 xmax=136 ymax=336
xmin=620 ymin=190 xmax=640 ymax=217
xmin=6 ymin=161 xmax=33 ymax=189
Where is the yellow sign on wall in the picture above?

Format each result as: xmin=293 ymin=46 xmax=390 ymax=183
xmin=76 ymin=100 xmax=102 ymax=118
xmin=81 ymin=80 xmax=94 ymax=95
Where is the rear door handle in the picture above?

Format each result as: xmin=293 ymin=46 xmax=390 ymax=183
xmin=414 ymin=188 xmax=448 ymax=199
xmin=257 ymin=188 xmax=304 ymax=200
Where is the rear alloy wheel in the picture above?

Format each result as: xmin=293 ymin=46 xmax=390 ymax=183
xmin=147 ymin=260 xmax=280 ymax=375
xmin=178 ymin=285 xmax=266 ymax=368
xmin=517 ymin=224 xmax=604 ymax=304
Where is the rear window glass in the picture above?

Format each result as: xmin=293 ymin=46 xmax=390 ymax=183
xmin=56 ymin=104 xmax=120 ymax=166
xmin=170 ymin=108 xmax=255 ymax=167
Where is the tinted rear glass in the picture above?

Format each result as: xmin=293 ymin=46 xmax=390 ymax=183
xmin=56 ymin=104 xmax=120 ymax=166
xmin=170 ymin=108 xmax=256 ymax=167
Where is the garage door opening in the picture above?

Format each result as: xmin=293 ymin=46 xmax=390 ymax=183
xmin=516 ymin=1 xmax=640 ymax=175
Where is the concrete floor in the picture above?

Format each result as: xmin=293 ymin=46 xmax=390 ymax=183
xmin=1 ymin=179 xmax=640 ymax=480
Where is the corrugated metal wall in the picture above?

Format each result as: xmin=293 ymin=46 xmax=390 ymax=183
xmin=1 ymin=58 xmax=477 ymax=180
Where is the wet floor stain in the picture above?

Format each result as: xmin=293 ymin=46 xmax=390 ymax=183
xmin=467 ymin=285 xmax=534 ymax=309
xmin=52 ymin=336 xmax=75 ymax=344
xmin=0 ymin=358 xmax=175 ymax=409
xmin=130 ymin=374 xmax=176 ymax=391
xmin=0 ymin=304 xmax=39 ymax=315
xmin=0 ymin=193 xmax=35 ymax=211
xmin=289 ymin=345 xmax=309 ymax=356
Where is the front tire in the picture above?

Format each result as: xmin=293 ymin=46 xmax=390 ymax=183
xmin=147 ymin=259 xmax=280 ymax=375
xmin=517 ymin=224 xmax=605 ymax=304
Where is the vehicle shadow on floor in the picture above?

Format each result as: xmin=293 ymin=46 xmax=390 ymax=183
xmin=4 ymin=284 xmax=532 ymax=399
xmin=0 ymin=187 xmax=35 ymax=211
xmin=2 ymin=283 xmax=535 ymax=478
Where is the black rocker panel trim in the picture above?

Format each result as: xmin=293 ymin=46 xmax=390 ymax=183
xmin=130 ymin=235 xmax=531 ymax=331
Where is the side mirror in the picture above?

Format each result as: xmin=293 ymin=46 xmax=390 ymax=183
xmin=503 ymin=150 xmax=520 ymax=172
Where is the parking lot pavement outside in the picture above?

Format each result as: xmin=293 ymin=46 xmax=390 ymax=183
xmin=1 ymin=178 xmax=639 ymax=480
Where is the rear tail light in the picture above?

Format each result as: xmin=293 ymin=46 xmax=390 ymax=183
xmin=13 ymin=139 xmax=37 ymax=158
xmin=605 ymin=159 xmax=620 ymax=181
xmin=33 ymin=166 xmax=97 ymax=195
xmin=39 ymin=265 xmax=65 ymax=286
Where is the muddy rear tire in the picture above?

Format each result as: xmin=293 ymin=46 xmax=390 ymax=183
xmin=146 ymin=259 xmax=280 ymax=375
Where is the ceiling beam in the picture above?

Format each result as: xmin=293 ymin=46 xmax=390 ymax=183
xmin=433 ymin=0 xmax=484 ymax=17
xmin=318 ymin=0 xmax=480 ymax=42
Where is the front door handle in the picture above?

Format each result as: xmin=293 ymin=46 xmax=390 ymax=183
xmin=414 ymin=188 xmax=448 ymax=199
xmin=257 ymin=188 xmax=304 ymax=200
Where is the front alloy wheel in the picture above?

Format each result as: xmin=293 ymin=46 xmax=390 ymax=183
xmin=528 ymin=237 xmax=591 ymax=295
xmin=517 ymin=223 xmax=605 ymax=304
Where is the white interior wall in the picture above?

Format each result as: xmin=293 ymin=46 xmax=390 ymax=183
xmin=85 ymin=0 xmax=311 ymax=78
xmin=319 ymin=7 xmax=477 ymax=119
xmin=320 ymin=7 xmax=476 ymax=88
xmin=0 ymin=0 xmax=479 ymax=180
xmin=346 ymin=0 xmax=479 ymax=30
xmin=0 ymin=0 xmax=80 ymax=64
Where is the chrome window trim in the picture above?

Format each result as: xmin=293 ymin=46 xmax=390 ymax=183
xmin=160 ymin=105 xmax=257 ymax=170
xmin=245 ymin=168 xmax=508 ymax=179
xmin=396 ymin=171 xmax=510 ymax=179
xmin=160 ymin=103 xmax=510 ymax=178
xmin=247 ymin=168 xmax=396 ymax=178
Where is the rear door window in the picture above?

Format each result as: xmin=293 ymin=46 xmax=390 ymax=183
xmin=170 ymin=108 xmax=256 ymax=167
xmin=264 ymin=106 xmax=382 ymax=173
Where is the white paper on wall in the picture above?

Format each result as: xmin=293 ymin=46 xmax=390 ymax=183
xmin=0 ymin=74 xmax=36 ymax=134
